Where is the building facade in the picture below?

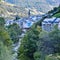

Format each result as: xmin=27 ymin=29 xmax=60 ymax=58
xmin=42 ymin=17 xmax=60 ymax=32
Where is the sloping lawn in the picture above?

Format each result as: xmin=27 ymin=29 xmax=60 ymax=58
xmin=53 ymin=13 xmax=60 ymax=18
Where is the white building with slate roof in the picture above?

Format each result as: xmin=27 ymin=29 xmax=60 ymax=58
xmin=42 ymin=17 xmax=60 ymax=32
xmin=5 ymin=19 xmax=14 ymax=26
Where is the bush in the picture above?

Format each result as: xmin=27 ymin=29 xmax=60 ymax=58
xmin=0 ymin=41 xmax=13 ymax=60
xmin=45 ymin=54 xmax=59 ymax=60
xmin=34 ymin=51 xmax=41 ymax=60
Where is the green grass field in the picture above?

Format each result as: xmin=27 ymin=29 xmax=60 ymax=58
xmin=53 ymin=13 xmax=60 ymax=18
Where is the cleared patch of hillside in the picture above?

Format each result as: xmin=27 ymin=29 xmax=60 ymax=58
xmin=53 ymin=13 xmax=60 ymax=18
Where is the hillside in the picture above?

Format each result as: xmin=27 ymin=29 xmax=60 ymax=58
xmin=0 ymin=0 xmax=60 ymax=19
xmin=53 ymin=13 xmax=60 ymax=18
xmin=4 ymin=0 xmax=60 ymax=13
xmin=0 ymin=1 xmax=29 ymax=19
xmin=0 ymin=1 xmax=45 ymax=19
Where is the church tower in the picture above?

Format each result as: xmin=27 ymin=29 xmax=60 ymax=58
xmin=28 ymin=9 xmax=31 ymax=17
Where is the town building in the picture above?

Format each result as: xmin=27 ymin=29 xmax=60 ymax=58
xmin=5 ymin=15 xmax=42 ymax=31
xmin=23 ymin=20 xmax=34 ymax=29
xmin=42 ymin=17 xmax=60 ymax=32
xmin=5 ymin=19 xmax=14 ymax=26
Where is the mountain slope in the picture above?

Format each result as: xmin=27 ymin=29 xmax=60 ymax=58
xmin=4 ymin=0 xmax=60 ymax=13
xmin=46 ymin=0 xmax=60 ymax=6
xmin=0 ymin=1 xmax=45 ymax=19
xmin=0 ymin=0 xmax=60 ymax=19
xmin=0 ymin=1 xmax=30 ymax=19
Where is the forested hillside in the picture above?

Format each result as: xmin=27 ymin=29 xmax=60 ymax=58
xmin=0 ymin=17 xmax=13 ymax=60
xmin=0 ymin=17 xmax=22 ymax=60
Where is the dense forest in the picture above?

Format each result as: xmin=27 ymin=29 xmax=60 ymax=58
xmin=0 ymin=17 xmax=22 ymax=60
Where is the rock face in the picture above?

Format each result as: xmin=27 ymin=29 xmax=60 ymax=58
xmin=4 ymin=0 xmax=60 ymax=13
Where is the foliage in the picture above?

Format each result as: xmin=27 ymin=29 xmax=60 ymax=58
xmin=49 ymin=26 xmax=60 ymax=53
xmin=18 ymin=27 xmax=41 ymax=60
xmin=35 ymin=26 xmax=60 ymax=60
xmin=0 ymin=27 xmax=12 ymax=47
xmin=48 ymin=7 xmax=58 ymax=14
xmin=0 ymin=41 xmax=13 ymax=60
xmin=34 ymin=51 xmax=41 ymax=60
xmin=0 ymin=17 xmax=13 ymax=60
xmin=45 ymin=54 xmax=59 ymax=60
xmin=7 ymin=23 xmax=22 ymax=43
xmin=53 ymin=13 xmax=60 ymax=18
xmin=0 ymin=17 xmax=5 ymax=27
xmin=18 ymin=53 xmax=31 ymax=60
xmin=58 ymin=5 xmax=60 ymax=12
